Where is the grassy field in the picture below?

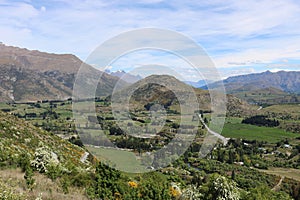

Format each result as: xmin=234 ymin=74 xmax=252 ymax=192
xmin=86 ymin=146 xmax=146 ymax=173
xmin=260 ymin=104 xmax=300 ymax=119
xmin=259 ymin=167 xmax=300 ymax=182
xmin=261 ymin=104 xmax=300 ymax=113
xmin=222 ymin=117 xmax=299 ymax=143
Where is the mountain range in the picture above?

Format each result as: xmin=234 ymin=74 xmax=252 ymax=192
xmin=1 ymin=43 xmax=299 ymax=109
xmin=110 ymin=74 xmax=256 ymax=116
xmin=184 ymin=79 xmax=208 ymax=88
xmin=0 ymin=44 xmax=126 ymax=102
xmin=201 ymin=70 xmax=300 ymax=94
xmin=107 ymin=69 xmax=142 ymax=83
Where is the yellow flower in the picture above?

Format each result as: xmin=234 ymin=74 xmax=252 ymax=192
xmin=128 ymin=181 xmax=138 ymax=188
xmin=170 ymin=186 xmax=181 ymax=198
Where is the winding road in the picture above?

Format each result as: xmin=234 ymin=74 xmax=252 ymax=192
xmin=198 ymin=114 xmax=229 ymax=145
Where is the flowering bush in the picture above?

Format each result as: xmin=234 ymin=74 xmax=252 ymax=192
xmin=31 ymin=145 xmax=59 ymax=173
xmin=128 ymin=181 xmax=138 ymax=188
xmin=181 ymin=184 xmax=203 ymax=200
xmin=211 ymin=175 xmax=240 ymax=200
xmin=170 ymin=182 xmax=182 ymax=199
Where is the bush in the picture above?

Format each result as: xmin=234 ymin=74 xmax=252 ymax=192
xmin=24 ymin=165 xmax=35 ymax=190
xmin=31 ymin=145 xmax=59 ymax=173
xmin=242 ymin=185 xmax=292 ymax=200
xmin=200 ymin=174 xmax=240 ymax=200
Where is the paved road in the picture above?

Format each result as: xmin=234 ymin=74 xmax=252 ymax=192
xmin=198 ymin=114 xmax=229 ymax=145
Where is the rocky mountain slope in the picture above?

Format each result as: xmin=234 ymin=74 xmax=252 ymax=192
xmin=0 ymin=44 xmax=127 ymax=102
xmin=202 ymin=70 xmax=300 ymax=94
xmin=108 ymin=70 xmax=142 ymax=83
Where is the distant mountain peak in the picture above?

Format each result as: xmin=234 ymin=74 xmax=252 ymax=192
xmin=263 ymin=70 xmax=273 ymax=74
xmin=204 ymin=70 xmax=300 ymax=94
xmin=109 ymin=70 xmax=142 ymax=83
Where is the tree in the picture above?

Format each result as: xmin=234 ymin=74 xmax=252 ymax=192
xmin=228 ymin=150 xmax=235 ymax=164
xmin=242 ymin=185 xmax=292 ymax=200
xmin=68 ymin=136 xmax=84 ymax=147
xmin=138 ymin=173 xmax=171 ymax=200
xmin=109 ymin=125 xmax=124 ymax=135
xmin=90 ymin=162 xmax=121 ymax=199
xmin=201 ymin=174 xmax=240 ymax=200
xmin=204 ymin=117 xmax=208 ymax=124
xmin=24 ymin=165 xmax=35 ymax=191
xmin=231 ymin=170 xmax=235 ymax=180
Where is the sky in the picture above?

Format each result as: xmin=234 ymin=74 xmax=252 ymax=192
xmin=1 ymin=0 xmax=300 ymax=80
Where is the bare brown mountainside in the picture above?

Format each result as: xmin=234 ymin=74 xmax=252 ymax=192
xmin=0 ymin=44 xmax=127 ymax=102
xmin=112 ymin=74 xmax=256 ymax=116
xmin=0 ymin=43 xmax=81 ymax=73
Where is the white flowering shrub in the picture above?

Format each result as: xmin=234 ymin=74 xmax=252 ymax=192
xmin=180 ymin=184 xmax=203 ymax=200
xmin=180 ymin=175 xmax=240 ymax=200
xmin=31 ymin=146 xmax=59 ymax=173
xmin=210 ymin=175 xmax=240 ymax=200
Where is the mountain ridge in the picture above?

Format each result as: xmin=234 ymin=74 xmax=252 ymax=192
xmin=201 ymin=70 xmax=300 ymax=94
xmin=0 ymin=44 xmax=128 ymax=102
xmin=108 ymin=69 xmax=142 ymax=83
xmin=111 ymin=74 xmax=256 ymax=116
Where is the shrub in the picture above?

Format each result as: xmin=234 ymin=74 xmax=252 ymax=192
xmin=31 ymin=145 xmax=59 ymax=173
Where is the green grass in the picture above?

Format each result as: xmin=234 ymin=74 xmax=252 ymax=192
xmin=222 ymin=118 xmax=299 ymax=143
xmin=86 ymin=146 xmax=146 ymax=173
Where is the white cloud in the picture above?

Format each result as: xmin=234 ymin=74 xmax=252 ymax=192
xmin=0 ymin=0 xmax=300 ymax=77
xmin=269 ymin=68 xmax=294 ymax=73
xmin=40 ymin=6 xmax=46 ymax=12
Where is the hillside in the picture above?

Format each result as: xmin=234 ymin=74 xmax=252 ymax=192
xmin=0 ymin=111 xmax=93 ymax=199
xmin=203 ymin=70 xmax=300 ymax=94
xmin=0 ymin=44 xmax=127 ymax=102
xmin=0 ymin=64 xmax=73 ymax=102
xmin=112 ymin=74 xmax=256 ymax=116
xmin=0 ymin=43 xmax=82 ymax=73
xmin=0 ymin=111 xmax=90 ymax=167
xmin=234 ymin=87 xmax=300 ymax=105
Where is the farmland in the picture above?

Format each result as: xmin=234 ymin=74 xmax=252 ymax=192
xmin=1 ymin=99 xmax=300 ymax=199
xmin=222 ymin=117 xmax=299 ymax=143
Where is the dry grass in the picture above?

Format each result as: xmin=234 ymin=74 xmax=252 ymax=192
xmin=259 ymin=167 xmax=300 ymax=182
xmin=0 ymin=168 xmax=89 ymax=200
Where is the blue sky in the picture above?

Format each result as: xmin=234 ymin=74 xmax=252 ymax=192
xmin=1 ymin=0 xmax=300 ymax=80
